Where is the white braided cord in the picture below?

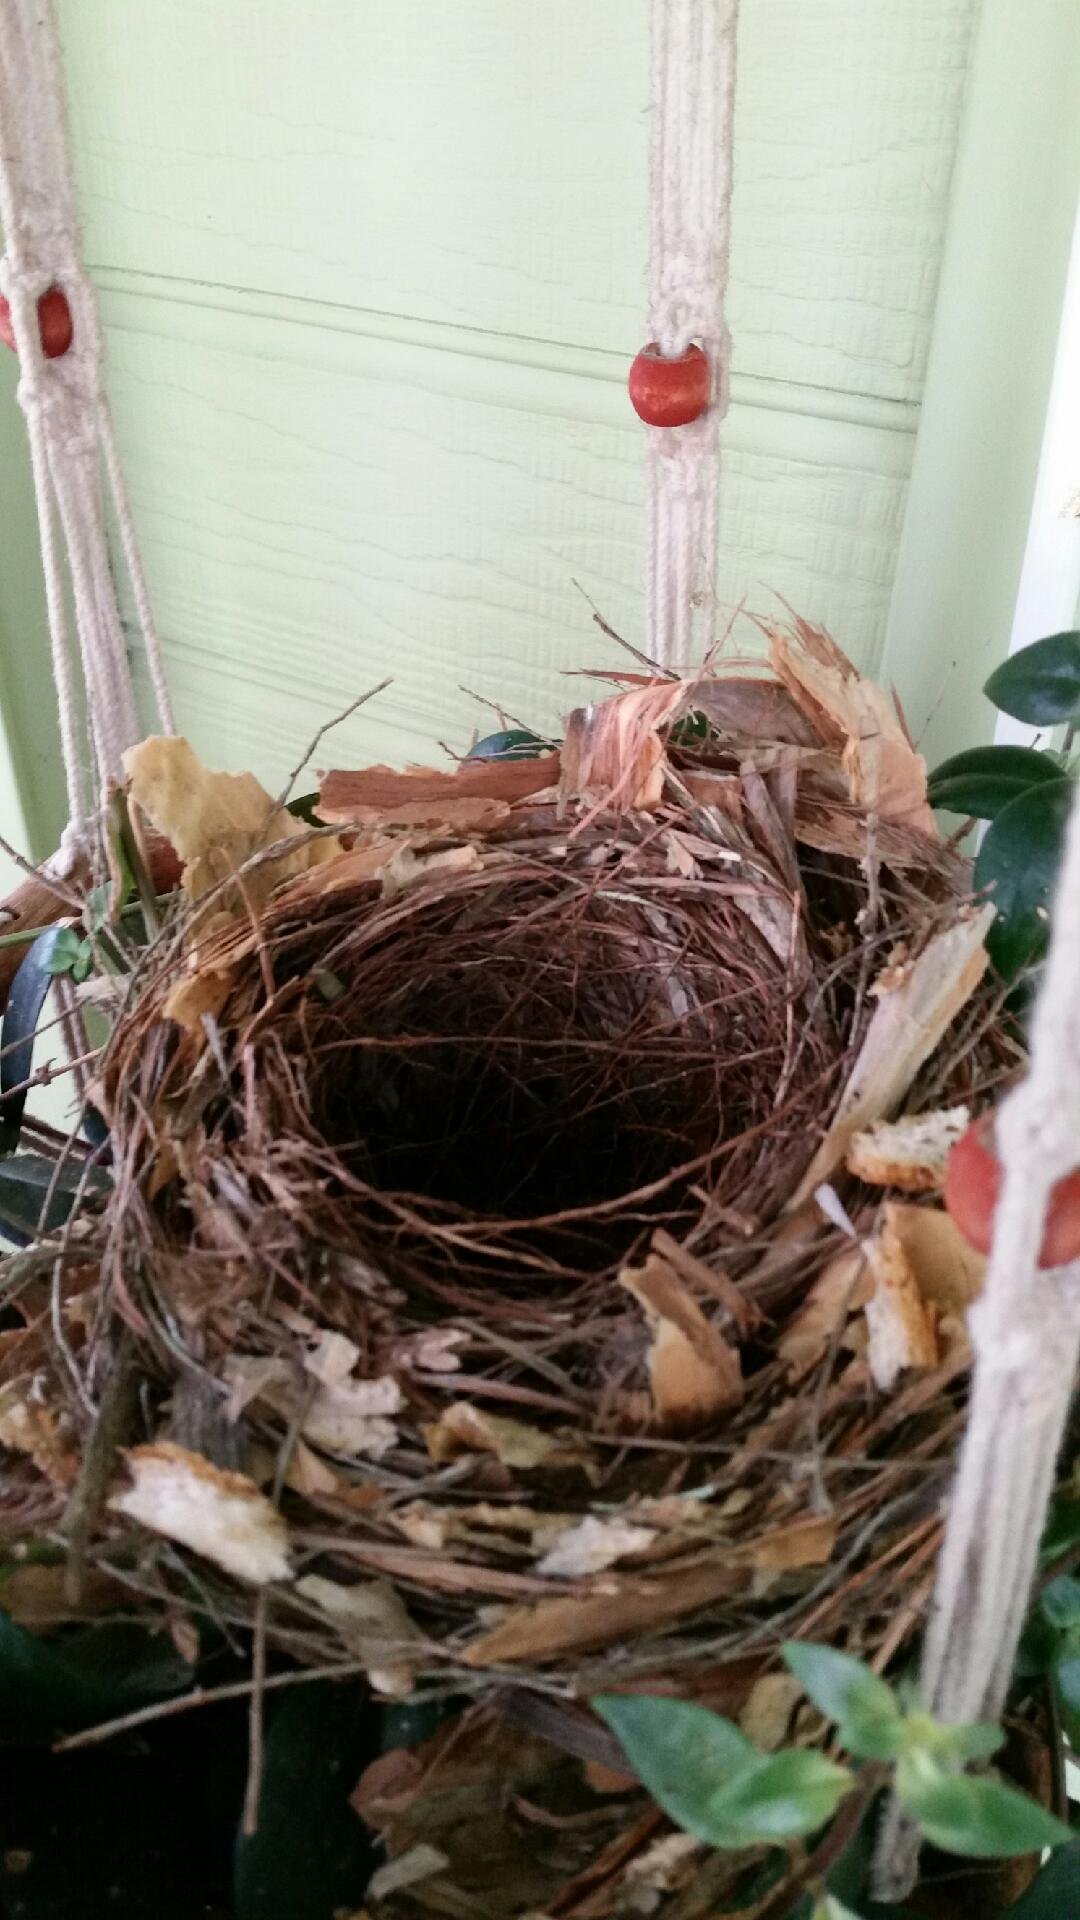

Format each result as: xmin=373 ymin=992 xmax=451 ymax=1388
xmin=0 ymin=0 xmax=173 ymax=843
xmin=645 ymin=0 xmax=737 ymax=671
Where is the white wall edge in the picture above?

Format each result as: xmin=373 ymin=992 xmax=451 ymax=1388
xmin=880 ymin=0 xmax=1080 ymax=767
xmin=996 ymin=204 xmax=1080 ymax=746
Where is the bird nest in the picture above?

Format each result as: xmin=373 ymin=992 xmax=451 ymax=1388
xmin=0 ymin=622 xmax=1026 ymax=1916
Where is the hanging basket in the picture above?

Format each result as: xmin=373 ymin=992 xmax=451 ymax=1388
xmin=0 ymin=619 xmax=1047 ymax=1917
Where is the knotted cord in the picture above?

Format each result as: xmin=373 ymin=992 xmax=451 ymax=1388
xmin=0 ymin=0 xmax=173 ymax=851
xmin=645 ymin=0 xmax=738 ymax=669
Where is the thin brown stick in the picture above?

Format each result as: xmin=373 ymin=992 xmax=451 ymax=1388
xmin=243 ymin=1593 xmax=269 ymax=1835
xmin=54 ymin=1658 xmax=368 ymax=1752
xmin=274 ymin=678 xmax=392 ymax=809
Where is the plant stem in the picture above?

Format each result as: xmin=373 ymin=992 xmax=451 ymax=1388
xmin=754 ymin=1765 xmax=890 ymax=1920
xmin=0 ymin=924 xmax=59 ymax=952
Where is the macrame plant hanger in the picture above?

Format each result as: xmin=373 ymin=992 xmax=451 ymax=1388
xmin=4 ymin=3 xmax=1080 ymax=1896
xmin=0 ymin=0 xmax=174 ymax=868
xmin=637 ymin=0 xmax=738 ymax=671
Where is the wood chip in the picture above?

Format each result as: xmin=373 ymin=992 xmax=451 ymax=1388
xmin=423 ymin=1402 xmax=583 ymax=1471
xmin=738 ymin=1672 xmax=803 ymax=1751
xmin=318 ymin=755 xmax=559 ymax=822
xmin=767 ymin=618 xmax=936 ymax=834
xmin=559 ymin=680 xmax=689 ymax=812
xmin=535 ymin=1516 xmax=657 ymax=1578
xmin=125 ymin=736 xmax=339 ymax=907
xmin=881 ymin=1201 xmax=986 ymax=1315
xmin=621 ymin=1254 xmax=743 ymax=1426
xmin=295 ymin=1573 xmax=421 ymax=1697
xmin=777 ymin=1247 xmax=871 ymax=1379
xmin=649 ymin=1229 xmax=762 ymax=1336
xmin=864 ymin=1220 xmax=941 ymax=1393
xmin=224 ymin=1354 xmax=402 ymax=1460
xmin=0 ymin=1380 xmax=78 ymax=1487
xmin=109 ymin=1442 xmax=291 ymax=1585
xmin=846 ymin=1106 xmax=969 ymax=1192
xmin=791 ymin=909 xmax=993 ymax=1204
xmin=464 ymin=1558 xmax=749 ymax=1666
xmin=746 ymin=1513 xmax=838 ymax=1572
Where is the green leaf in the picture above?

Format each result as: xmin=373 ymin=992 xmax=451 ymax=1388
xmin=782 ymin=1642 xmax=903 ymax=1759
xmin=974 ymin=776 xmax=1074 ymax=979
xmin=670 ymin=710 xmax=711 ymax=745
xmin=934 ymin=1721 xmax=1006 ymax=1763
xmin=0 ymin=1613 xmax=191 ymax=1734
xmin=1005 ymin=1837 xmax=1080 ymax=1916
xmin=83 ymin=883 xmax=113 ymax=934
xmin=1041 ymin=1495 xmax=1080 ymax=1563
xmin=985 ymin=632 xmax=1080 ymax=726
xmin=234 ymin=1679 xmax=377 ymax=1920
xmin=71 ymin=937 xmax=95 ymax=985
xmin=927 ymin=745 xmax=1063 ymax=820
xmin=40 ymin=926 xmax=84 ymax=976
xmin=896 ymin=1751 xmax=1071 ymax=1859
xmin=813 ymin=1899 xmax=862 ymax=1920
xmin=593 ymin=1694 xmax=757 ymax=1844
xmin=706 ymin=1748 xmax=852 ymax=1846
xmin=0 ymin=1154 xmax=111 ymax=1243
xmin=466 ymin=728 xmax=554 ymax=760
xmin=286 ymin=791 xmax=322 ymax=825
xmin=1053 ymin=1651 xmax=1080 ymax=1724
xmin=1015 ymin=1612 xmax=1058 ymax=1678
xmin=1041 ymin=1574 xmax=1080 ymax=1630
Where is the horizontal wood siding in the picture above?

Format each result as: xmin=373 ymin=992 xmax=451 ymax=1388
xmin=3 ymin=0 xmax=979 ymax=819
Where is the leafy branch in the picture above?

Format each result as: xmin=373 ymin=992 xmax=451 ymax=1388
xmin=594 ymin=1641 xmax=1071 ymax=1919
xmin=929 ymin=629 xmax=1080 ymax=981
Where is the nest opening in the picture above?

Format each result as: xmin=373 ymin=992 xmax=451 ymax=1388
xmin=268 ymin=865 xmax=842 ymax=1282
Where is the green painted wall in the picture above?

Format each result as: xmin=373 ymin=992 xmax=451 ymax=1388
xmin=0 ymin=0 xmax=1078 ymax=853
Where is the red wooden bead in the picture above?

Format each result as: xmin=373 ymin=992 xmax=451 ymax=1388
xmin=628 ymin=342 xmax=711 ymax=427
xmin=0 ymin=285 xmax=73 ymax=360
xmin=944 ymin=1109 xmax=1080 ymax=1269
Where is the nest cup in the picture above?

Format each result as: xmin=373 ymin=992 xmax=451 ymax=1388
xmin=0 ymin=625 xmax=1026 ymax=1916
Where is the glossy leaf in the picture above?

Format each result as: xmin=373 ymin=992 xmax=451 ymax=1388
xmin=466 ymin=727 xmax=554 ymax=760
xmin=813 ymin=1899 xmax=861 ymax=1920
xmin=1040 ymin=1574 xmax=1080 ymax=1631
xmin=974 ymin=776 xmax=1074 ymax=979
xmin=1005 ymin=1837 xmax=1080 ymax=1916
xmin=670 ymin=710 xmax=711 ymax=745
xmin=897 ymin=1751 xmax=1071 ymax=1858
xmin=593 ymin=1694 xmax=757 ymax=1843
xmin=927 ymin=745 xmax=1063 ymax=820
xmin=985 ymin=632 xmax=1080 ymax=726
xmin=234 ymin=1679 xmax=377 ymax=1920
xmin=782 ymin=1642 xmax=902 ymax=1758
xmin=706 ymin=1749 xmax=852 ymax=1846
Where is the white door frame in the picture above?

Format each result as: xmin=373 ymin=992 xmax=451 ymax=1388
xmin=881 ymin=0 xmax=1080 ymax=767
xmin=995 ymin=204 xmax=1080 ymax=746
